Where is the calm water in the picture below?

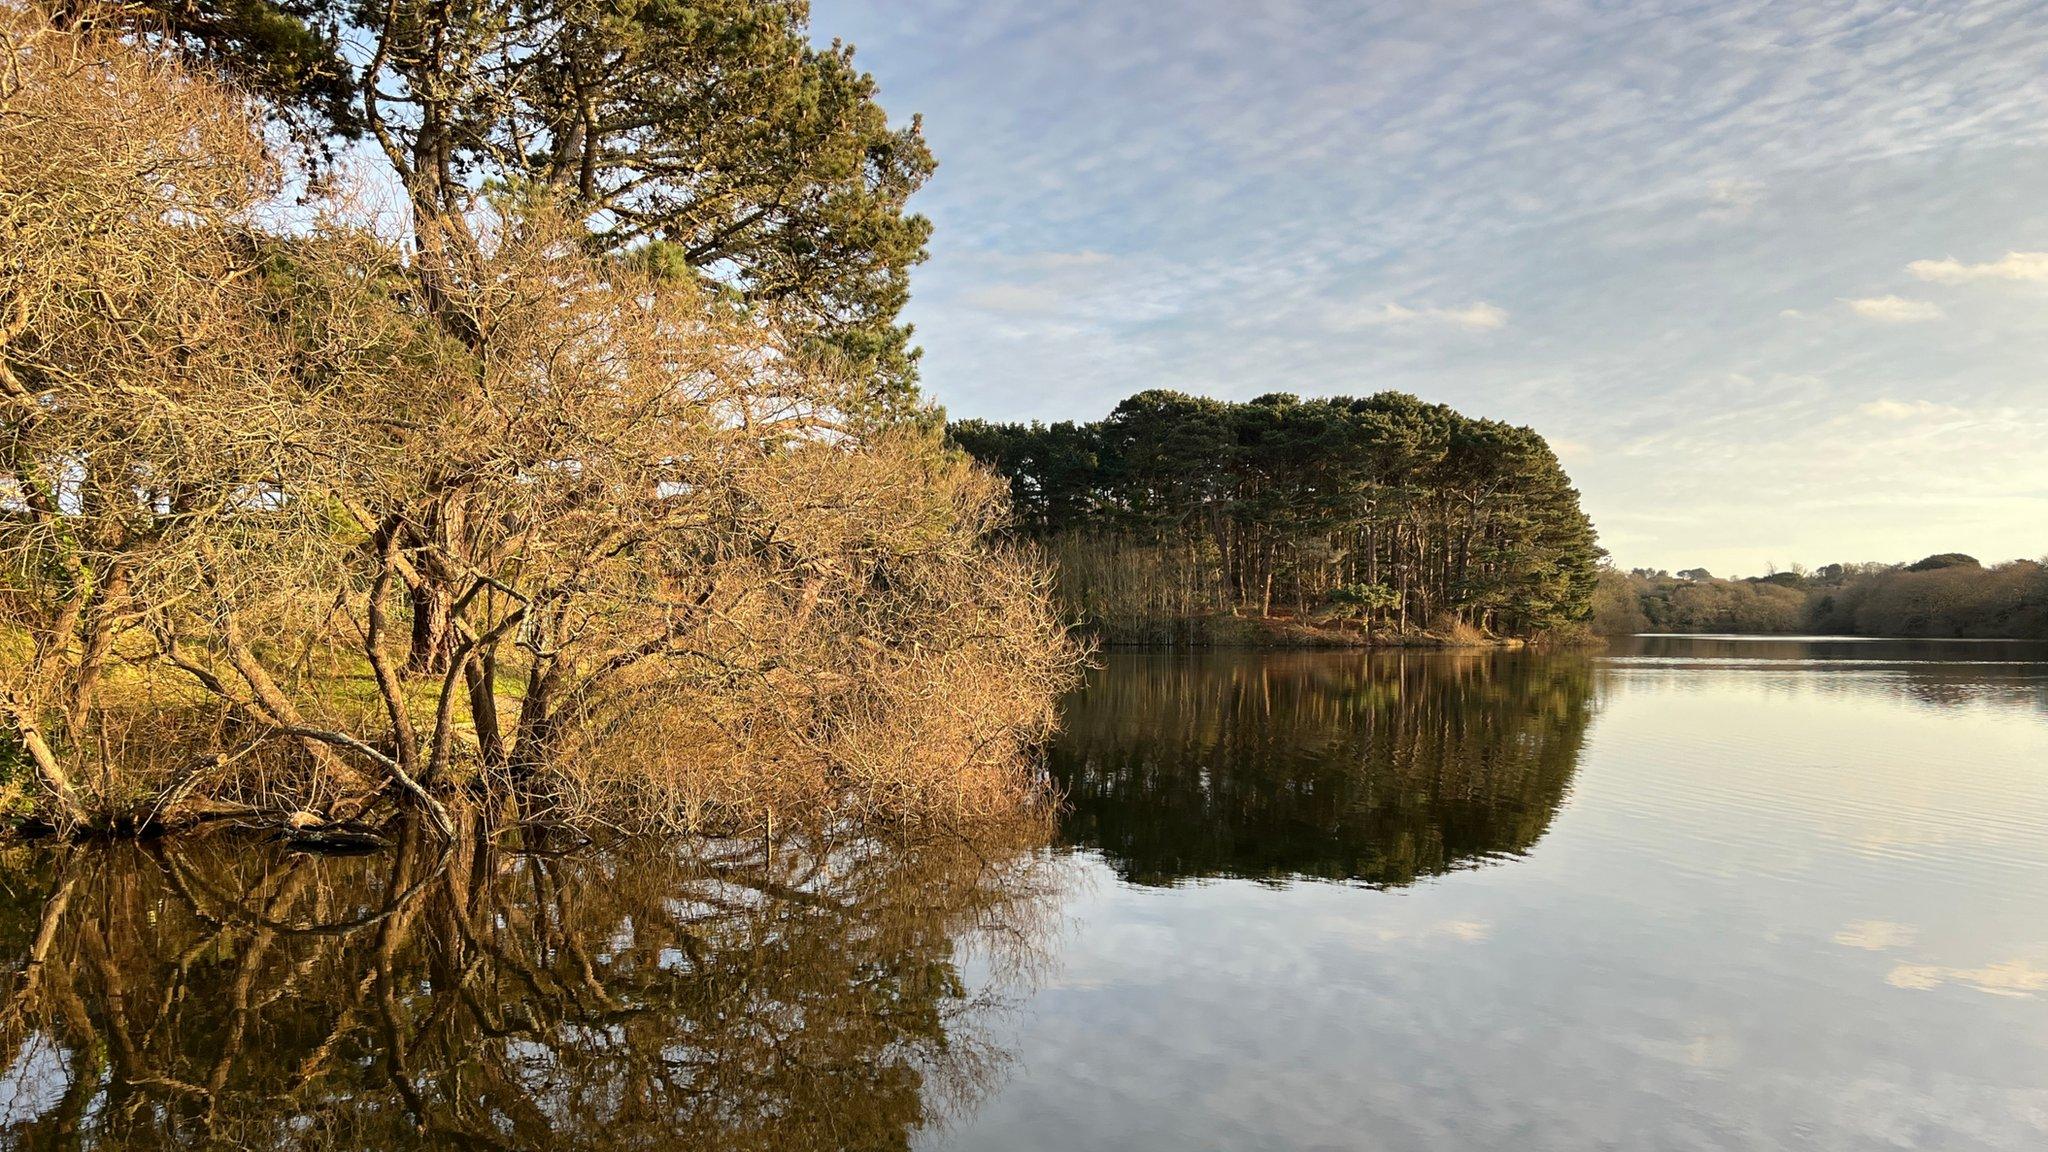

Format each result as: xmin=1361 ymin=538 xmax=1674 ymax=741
xmin=2 ymin=637 xmax=2046 ymax=1149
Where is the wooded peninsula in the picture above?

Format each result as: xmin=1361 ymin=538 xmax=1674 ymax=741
xmin=953 ymin=391 xmax=1602 ymax=646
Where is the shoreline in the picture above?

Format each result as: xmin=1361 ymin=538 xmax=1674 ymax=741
xmin=1077 ymin=614 xmax=1541 ymax=651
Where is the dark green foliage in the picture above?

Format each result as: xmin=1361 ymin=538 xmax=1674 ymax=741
xmin=1907 ymin=552 xmax=1980 ymax=572
xmin=106 ymin=0 xmax=360 ymax=142
xmin=497 ymin=3 xmax=937 ymax=413
xmin=949 ymin=418 xmax=1103 ymax=533
xmin=115 ymin=0 xmax=934 ymax=415
xmin=952 ymin=390 xmax=1602 ymax=641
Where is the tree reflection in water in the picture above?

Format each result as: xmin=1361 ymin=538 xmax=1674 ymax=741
xmin=1053 ymin=651 xmax=1597 ymax=887
xmin=0 ymin=821 xmax=1063 ymax=1150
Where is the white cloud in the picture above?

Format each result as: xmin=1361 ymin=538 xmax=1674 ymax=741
xmin=1342 ymin=300 xmax=1509 ymax=331
xmin=984 ymin=250 xmax=1117 ymax=273
xmin=816 ymin=0 xmax=2048 ymax=571
xmin=1857 ymin=398 xmax=1962 ymax=421
xmin=1907 ymin=250 xmax=2048 ymax=284
xmin=1843 ymin=295 xmax=1944 ymax=322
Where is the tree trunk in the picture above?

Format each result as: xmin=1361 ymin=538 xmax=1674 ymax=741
xmin=0 ymin=695 xmax=85 ymax=825
xmin=408 ymin=581 xmax=458 ymax=676
xmin=404 ymin=499 xmax=468 ymax=676
xmin=466 ymin=651 xmax=506 ymax=770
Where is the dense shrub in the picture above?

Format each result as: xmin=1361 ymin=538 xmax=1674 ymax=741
xmin=0 ymin=11 xmax=1078 ymax=836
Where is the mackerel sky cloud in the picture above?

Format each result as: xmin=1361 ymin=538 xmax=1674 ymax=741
xmin=1845 ymin=296 xmax=1945 ymax=324
xmin=812 ymin=0 xmax=2048 ymax=572
xmin=1908 ymin=251 xmax=2048 ymax=284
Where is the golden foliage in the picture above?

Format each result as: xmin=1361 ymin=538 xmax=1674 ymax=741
xmin=0 ymin=9 xmax=1080 ymax=836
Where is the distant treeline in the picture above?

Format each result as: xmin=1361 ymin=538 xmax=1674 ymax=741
xmin=952 ymin=390 xmax=1600 ymax=644
xmin=1593 ymin=554 xmax=2048 ymax=638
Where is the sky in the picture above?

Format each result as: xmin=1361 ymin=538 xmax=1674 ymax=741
xmin=806 ymin=0 xmax=2048 ymax=576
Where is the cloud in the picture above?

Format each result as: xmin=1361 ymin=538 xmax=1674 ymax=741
xmin=1035 ymin=251 xmax=1116 ymax=269
xmin=812 ymin=0 xmax=2048 ymax=572
xmin=1843 ymin=295 xmax=1944 ymax=322
xmin=1341 ymin=301 xmax=1509 ymax=331
xmin=1907 ymin=251 xmax=2048 ymax=284
xmin=1857 ymin=399 xmax=1963 ymax=421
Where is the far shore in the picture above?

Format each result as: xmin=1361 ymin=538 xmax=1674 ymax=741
xmin=1081 ymin=613 xmax=1539 ymax=651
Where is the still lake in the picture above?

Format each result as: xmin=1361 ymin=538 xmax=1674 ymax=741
xmin=1 ymin=636 xmax=2045 ymax=1149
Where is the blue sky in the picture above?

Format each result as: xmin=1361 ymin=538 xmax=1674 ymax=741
xmin=809 ymin=0 xmax=2048 ymax=575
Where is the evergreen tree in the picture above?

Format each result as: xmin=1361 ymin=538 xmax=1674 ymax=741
xmin=106 ymin=0 xmax=934 ymax=415
xmin=951 ymin=391 xmax=1602 ymax=641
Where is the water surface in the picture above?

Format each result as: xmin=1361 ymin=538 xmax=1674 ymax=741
xmin=946 ymin=638 xmax=2048 ymax=1151
xmin=0 ymin=826 xmax=1063 ymax=1149
xmin=1 ymin=637 xmax=2045 ymax=1150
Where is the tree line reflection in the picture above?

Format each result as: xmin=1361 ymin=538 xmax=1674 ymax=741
xmin=1051 ymin=652 xmax=1597 ymax=887
xmin=0 ymin=823 xmax=1061 ymax=1150
xmin=1607 ymin=635 xmax=2048 ymax=713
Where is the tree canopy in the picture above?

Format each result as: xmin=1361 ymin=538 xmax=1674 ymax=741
xmin=953 ymin=390 xmax=1601 ymax=641
xmin=109 ymin=0 xmax=935 ymax=414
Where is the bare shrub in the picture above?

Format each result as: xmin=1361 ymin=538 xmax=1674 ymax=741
xmin=1846 ymin=560 xmax=2048 ymax=638
xmin=1430 ymin=612 xmax=1489 ymax=647
xmin=0 ymin=7 xmax=318 ymax=825
xmin=0 ymin=10 xmax=1081 ymax=836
